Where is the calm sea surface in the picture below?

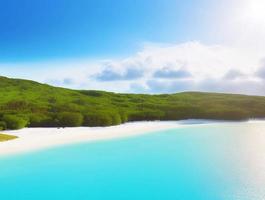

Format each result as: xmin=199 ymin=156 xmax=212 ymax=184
xmin=0 ymin=122 xmax=265 ymax=200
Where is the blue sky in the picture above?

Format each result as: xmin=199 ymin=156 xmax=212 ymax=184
xmin=0 ymin=0 xmax=217 ymax=61
xmin=1 ymin=0 xmax=265 ymax=95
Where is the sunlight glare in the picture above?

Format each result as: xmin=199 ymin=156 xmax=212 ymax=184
xmin=243 ymin=0 xmax=265 ymax=24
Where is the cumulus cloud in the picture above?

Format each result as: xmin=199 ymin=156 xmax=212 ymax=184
xmin=153 ymin=67 xmax=192 ymax=79
xmin=197 ymin=78 xmax=264 ymax=95
xmin=146 ymin=79 xmax=194 ymax=93
xmin=134 ymin=78 xmax=265 ymax=95
xmin=256 ymin=61 xmax=265 ymax=80
xmin=92 ymin=41 xmax=263 ymax=94
xmin=1 ymin=41 xmax=264 ymax=95
xmin=223 ymin=69 xmax=246 ymax=80
xmin=95 ymin=65 xmax=144 ymax=81
xmin=47 ymin=78 xmax=75 ymax=87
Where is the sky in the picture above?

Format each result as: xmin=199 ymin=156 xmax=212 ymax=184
xmin=1 ymin=0 xmax=265 ymax=95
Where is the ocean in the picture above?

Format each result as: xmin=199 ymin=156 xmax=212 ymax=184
xmin=0 ymin=122 xmax=265 ymax=200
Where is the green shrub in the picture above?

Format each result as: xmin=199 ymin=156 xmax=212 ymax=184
xmin=119 ymin=112 xmax=128 ymax=123
xmin=5 ymin=100 xmax=29 ymax=110
xmin=50 ymin=103 xmax=81 ymax=113
xmin=57 ymin=112 xmax=83 ymax=127
xmin=0 ymin=121 xmax=7 ymax=130
xmin=204 ymin=109 xmax=250 ymax=120
xmin=129 ymin=110 xmax=165 ymax=121
xmin=38 ymin=116 xmax=59 ymax=127
xmin=3 ymin=115 xmax=28 ymax=130
xmin=29 ymin=114 xmax=55 ymax=127
xmin=111 ymin=112 xmax=122 ymax=125
xmin=84 ymin=113 xmax=113 ymax=127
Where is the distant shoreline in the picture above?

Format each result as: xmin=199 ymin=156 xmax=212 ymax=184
xmin=0 ymin=120 xmax=264 ymax=157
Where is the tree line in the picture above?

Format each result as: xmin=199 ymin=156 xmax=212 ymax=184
xmin=0 ymin=76 xmax=265 ymax=130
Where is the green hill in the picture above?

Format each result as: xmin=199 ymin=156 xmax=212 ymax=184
xmin=0 ymin=76 xmax=265 ymax=130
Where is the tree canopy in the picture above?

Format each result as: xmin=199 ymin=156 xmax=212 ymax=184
xmin=0 ymin=76 xmax=265 ymax=130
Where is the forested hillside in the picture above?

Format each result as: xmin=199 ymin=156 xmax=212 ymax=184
xmin=0 ymin=76 xmax=265 ymax=130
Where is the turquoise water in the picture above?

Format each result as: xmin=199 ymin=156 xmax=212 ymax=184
xmin=1 ymin=122 xmax=265 ymax=200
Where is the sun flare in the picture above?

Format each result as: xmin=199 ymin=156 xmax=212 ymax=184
xmin=242 ymin=0 xmax=265 ymax=23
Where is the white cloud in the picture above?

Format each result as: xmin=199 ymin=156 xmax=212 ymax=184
xmin=0 ymin=41 xmax=264 ymax=95
xmin=256 ymin=60 xmax=265 ymax=80
xmin=92 ymin=41 xmax=264 ymax=95
xmin=153 ymin=67 xmax=192 ymax=79
xmin=223 ymin=69 xmax=247 ymax=81
xmin=95 ymin=63 xmax=144 ymax=81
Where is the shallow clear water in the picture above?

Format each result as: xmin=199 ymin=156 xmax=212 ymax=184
xmin=1 ymin=122 xmax=265 ymax=200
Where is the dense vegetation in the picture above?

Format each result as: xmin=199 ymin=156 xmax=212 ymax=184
xmin=0 ymin=133 xmax=18 ymax=142
xmin=0 ymin=76 xmax=265 ymax=130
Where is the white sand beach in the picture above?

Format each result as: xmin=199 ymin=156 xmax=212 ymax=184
xmin=0 ymin=121 xmax=185 ymax=156
xmin=0 ymin=120 xmax=263 ymax=157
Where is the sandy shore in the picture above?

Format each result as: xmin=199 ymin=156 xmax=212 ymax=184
xmin=1 ymin=120 xmax=263 ymax=157
xmin=0 ymin=121 xmax=185 ymax=157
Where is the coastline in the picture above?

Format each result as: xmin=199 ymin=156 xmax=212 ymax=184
xmin=0 ymin=121 xmax=181 ymax=157
xmin=0 ymin=120 xmax=263 ymax=157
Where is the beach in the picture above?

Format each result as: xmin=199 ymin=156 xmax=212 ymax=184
xmin=1 ymin=120 xmax=263 ymax=157
xmin=0 ymin=121 xmax=184 ymax=156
